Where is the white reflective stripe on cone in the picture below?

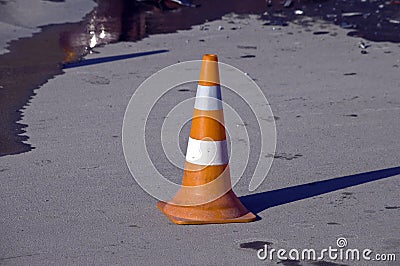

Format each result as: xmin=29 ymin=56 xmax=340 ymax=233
xmin=194 ymin=85 xmax=223 ymax=111
xmin=185 ymin=137 xmax=229 ymax=166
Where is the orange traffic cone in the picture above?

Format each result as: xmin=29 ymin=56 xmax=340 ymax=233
xmin=157 ymin=54 xmax=256 ymax=224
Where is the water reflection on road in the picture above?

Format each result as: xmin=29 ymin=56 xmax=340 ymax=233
xmin=0 ymin=0 xmax=399 ymax=156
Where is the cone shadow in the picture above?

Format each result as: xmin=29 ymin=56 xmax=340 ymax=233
xmin=240 ymin=166 xmax=400 ymax=215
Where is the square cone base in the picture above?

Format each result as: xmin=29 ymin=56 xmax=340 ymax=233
xmin=156 ymin=201 xmax=256 ymax=225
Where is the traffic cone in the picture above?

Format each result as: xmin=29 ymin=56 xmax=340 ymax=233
xmin=157 ymin=54 xmax=256 ymax=224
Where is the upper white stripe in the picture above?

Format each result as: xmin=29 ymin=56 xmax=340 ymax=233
xmin=185 ymin=137 xmax=228 ymax=165
xmin=194 ymin=85 xmax=223 ymax=110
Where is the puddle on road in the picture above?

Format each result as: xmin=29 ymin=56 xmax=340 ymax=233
xmin=0 ymin=0 xmax=399 ymax=156
xmin=239 ymin=240 xmax=273 ymax=250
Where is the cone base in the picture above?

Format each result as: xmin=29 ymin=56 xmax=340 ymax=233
xmin=157 ymin=201 xmax=256 ymax=225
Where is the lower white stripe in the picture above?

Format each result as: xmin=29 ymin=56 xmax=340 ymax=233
xmin=194 ymin=85 xmax=223 ymax=110
xmin=185 ymin=137 xmax=228 ymax=165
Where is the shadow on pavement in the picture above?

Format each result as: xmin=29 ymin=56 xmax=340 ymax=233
xmin=63 ymin=49 xmax=169 ymax=69
xmin=240 ymin=166 xmax=400 ymax=215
